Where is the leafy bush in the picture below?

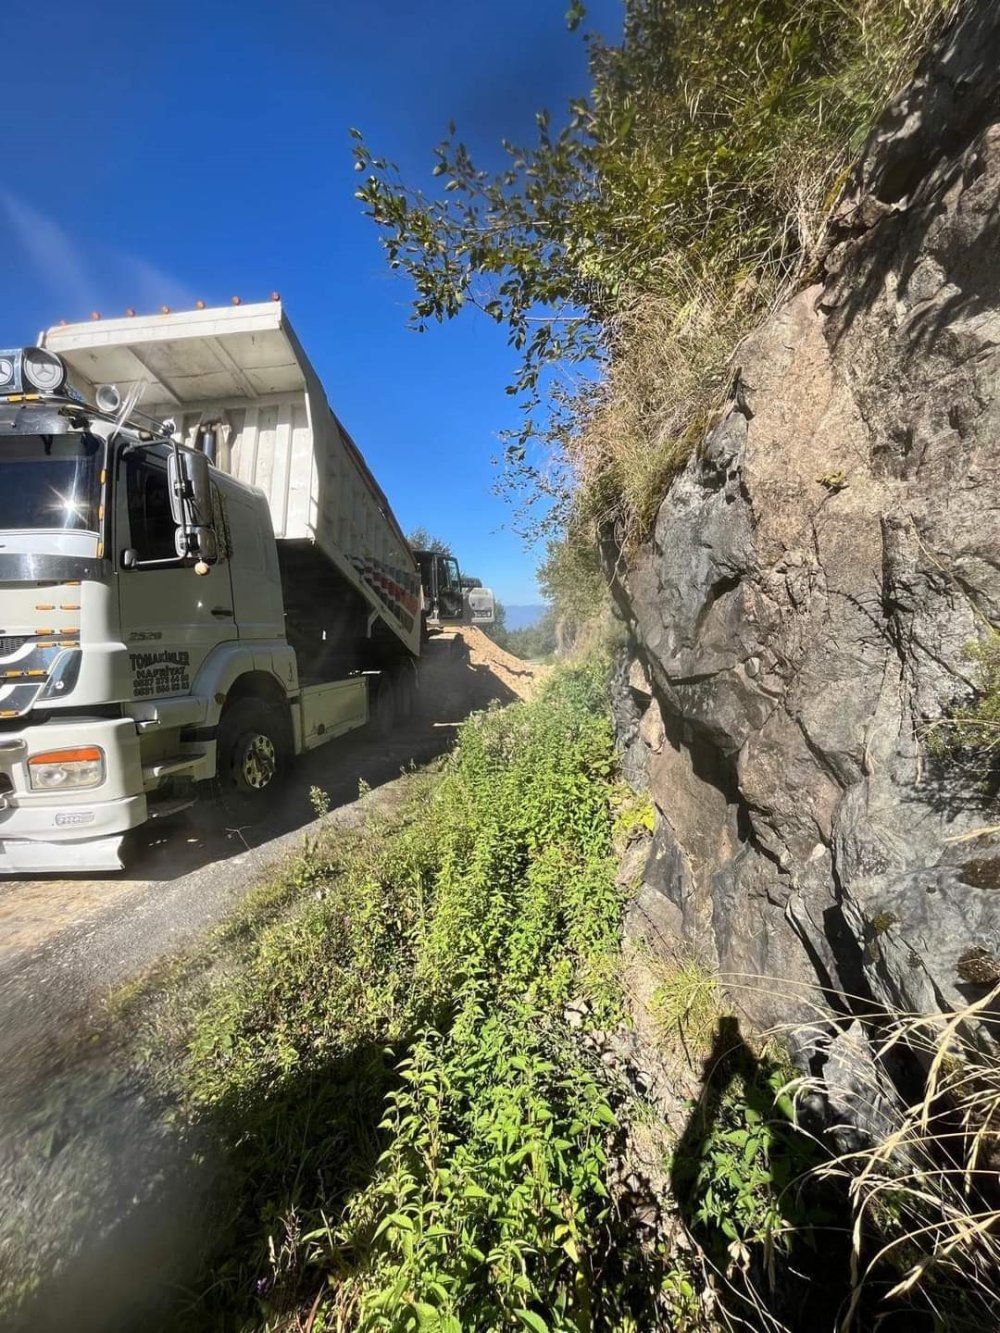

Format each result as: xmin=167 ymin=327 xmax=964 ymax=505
xmin=150 ymin=649 xmax=1000 ymax=1332
xmin=671 ymin=1034 xmax=825 ymax=1280
xmin=170 ymin=660 xmax=671 ymax=1329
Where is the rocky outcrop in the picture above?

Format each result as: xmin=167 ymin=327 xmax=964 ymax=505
xmin=614 ymin=0 xmax=1000 ymax=1052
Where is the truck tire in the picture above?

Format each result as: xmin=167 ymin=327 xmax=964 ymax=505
xmin=395 ymin=664 xmax=416 ymax=723
xmin=373 ymin=670 xmax=398 ymax=735
xmin=215 ymin=698 xmax=289 ymax=819
xmin=374 ymin=664 xmax=416 ymax=733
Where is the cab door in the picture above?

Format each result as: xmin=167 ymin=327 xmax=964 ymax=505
xmin=435 ymin=554 xmax=464 ymax=622
xmin=116 ymin=451 xmax=235 ymax=701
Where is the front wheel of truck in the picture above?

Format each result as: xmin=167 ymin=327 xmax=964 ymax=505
xmin=215 ymin=698 xmax=289 ymax=820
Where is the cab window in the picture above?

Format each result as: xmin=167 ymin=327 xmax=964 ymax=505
xmin=441 ymin=556 xmax=461 ymax=593
xmin=126 ymin=458 xmax=176 ymax=562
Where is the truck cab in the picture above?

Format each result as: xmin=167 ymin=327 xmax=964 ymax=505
xmin=0 ymin=380 xmax=300 ymax=873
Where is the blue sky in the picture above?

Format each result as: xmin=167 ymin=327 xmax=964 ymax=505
xmin=2 ymin=0 xmax=622 ymax=604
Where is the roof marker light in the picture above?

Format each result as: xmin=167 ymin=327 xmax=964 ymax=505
xmin=196 ymin=299 xmax=206 ymax=309
xmin=231 ymin=295 xmax=241 ymax=305
xmin=90 ymin=311 xmax=101 ymax=320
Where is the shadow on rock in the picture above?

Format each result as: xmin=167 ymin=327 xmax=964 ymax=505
xmin=669 ymin=1016 xmax=857 ymax=1331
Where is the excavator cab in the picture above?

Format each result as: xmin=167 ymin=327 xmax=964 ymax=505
xmin=413 ymin=549 xmax=494 ymax=636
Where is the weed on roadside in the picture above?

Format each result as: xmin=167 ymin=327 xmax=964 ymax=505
xmin=156 ymin=659 xmax=667 ymax=1330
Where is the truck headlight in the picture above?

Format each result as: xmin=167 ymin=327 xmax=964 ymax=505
xmin=28 ymin=746 xmax=105 ymax=790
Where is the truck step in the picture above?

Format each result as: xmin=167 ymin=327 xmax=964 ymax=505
xmin=132 ymin=697 xmax=206 ymax=731
xmin=147 ymin=795 xmax=196 ymax=820
xmin=142 ymin=753 xmax=206 ymax=781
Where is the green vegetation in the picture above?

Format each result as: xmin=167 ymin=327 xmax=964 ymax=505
xmin=486 ymin=604 xmax=559 ymax=661
xmin=672 ymin=1037 xmax=827 ymax=1285
xmin=929 ymin=631 xmax=1000 ymax=772
xmin=136 ymin=661 xmax=842 ymax=1331
xmin=537 ymin=528 xmax=609 ymax=649
xmin=356 ymin=0 xmax=947 ymax=557
xmin=92 ymin=657 xmax=999 ymax=1332
xmin=164 ymin=661 xmax=650 ymax=1328
xmin=505 ymin=611 xmax=558 ymax=660
xmin=487 ymin=522 xmax=609 ymax=659
xmin=406 ymin=527 xmax=452 ymax=555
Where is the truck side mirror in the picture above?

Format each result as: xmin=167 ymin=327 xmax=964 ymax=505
xmin=168 ymin=448 xmax=213 ymax=526
xmin=168 ymin=448 xmax=217 ymax=565
xmin=174 ymin=525 xmax=219 ymax=564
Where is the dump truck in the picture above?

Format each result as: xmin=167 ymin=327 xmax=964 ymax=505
xmin=0 ymin=301 xmax=493 ymax=873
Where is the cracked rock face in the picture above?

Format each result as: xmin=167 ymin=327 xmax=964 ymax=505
xmin=616 ymin=0 xmax=1000 ymax=1036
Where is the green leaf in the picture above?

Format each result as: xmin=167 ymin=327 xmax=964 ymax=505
xmin=515 ymin=1311 xmax=550 ymax=1333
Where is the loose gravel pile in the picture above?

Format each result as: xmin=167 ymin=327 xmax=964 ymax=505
xmin=459 ymin=626 xmax=551 ymax=701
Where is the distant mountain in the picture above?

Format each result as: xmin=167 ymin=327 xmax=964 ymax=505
xmin=503 ymin=603 xmax=547 ymax=631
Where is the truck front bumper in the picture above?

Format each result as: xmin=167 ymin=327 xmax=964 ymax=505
xmin=0 ymin=717 xmax=147 ymax=875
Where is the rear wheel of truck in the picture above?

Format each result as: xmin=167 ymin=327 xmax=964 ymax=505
xmin=214 ymin=698 xmax=289 ymax=821
xmin=394 ymin=664 xmax=416 ymax=722
xmin=373 ymin=664 xmax=415 ymax=734
xmin=373 ymin=670 xmax=399 ymax=735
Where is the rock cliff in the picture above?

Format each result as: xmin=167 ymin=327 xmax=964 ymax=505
xmin=613 ymin=0 xmax=1000 ymax=1059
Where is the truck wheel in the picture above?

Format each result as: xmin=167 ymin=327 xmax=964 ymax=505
xmin=373 ymin=671 xmax=398 ymax=735
xmin=395 ymin=665 xmax=416 ymax=722
xmin=215 ymin=698 xmax=288 ymax=818
xmin=374 ymin=665 xmax=415 ymax=732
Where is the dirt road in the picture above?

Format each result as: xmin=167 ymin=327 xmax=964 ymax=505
xmin=0 ymin=636 xmax=546 ymax=1330
xmin=0 ymin=638 xmax=543 ymax=1081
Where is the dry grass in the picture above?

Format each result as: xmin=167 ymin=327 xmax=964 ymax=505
xmin=646 ymin=949 xmax=725 ymax=1067
xmin=616 ymin=956 xmax=1000 ymax=1328
xmin=704 ymin=971 xmax=1000 ymax=1329
xmin=561 ymin=0 xmax=956 ymax=558
xmin=567 ymin=272 xmax=769 ymax=551
xmin=811 ymin=985 xmax=1000 ymax=1329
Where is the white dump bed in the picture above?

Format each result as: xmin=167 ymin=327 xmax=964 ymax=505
xmin=43 ymin=303 xmax=422 ymax=657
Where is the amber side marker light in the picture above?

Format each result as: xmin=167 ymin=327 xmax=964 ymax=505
xmin=28 ymin=746 xmax=105 ymax=791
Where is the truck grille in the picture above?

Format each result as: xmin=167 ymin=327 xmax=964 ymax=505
xmin=0 ymin=636 xmax=27 ymax=659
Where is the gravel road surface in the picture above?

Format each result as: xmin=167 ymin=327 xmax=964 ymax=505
xmin=0 ymin=639 xmax=542 ymax=1330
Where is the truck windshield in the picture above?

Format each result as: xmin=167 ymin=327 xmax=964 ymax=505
xmin=0 ymin=434 xmax=103 ymax=532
